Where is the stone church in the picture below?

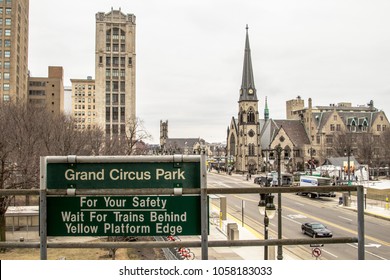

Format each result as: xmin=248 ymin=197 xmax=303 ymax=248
xmin=227 ymin=27 xmax=390 ymax=175
xmin=227 ymin=26 xmax=262 ymax=174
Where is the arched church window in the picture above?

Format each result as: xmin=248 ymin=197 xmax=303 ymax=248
xmin=248 ymin=144 xmax=255 ymax=156
xmin=247 ymin=108 xmax=255 ymax=123
xmin=230 ymin=134 xmax=236 ymax=156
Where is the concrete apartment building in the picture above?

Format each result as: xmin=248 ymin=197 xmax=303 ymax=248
xmin=28 ymin=66 xmax=64 ymax=115
xmin=0 ymin=0 xmax=29 ymax=103
xmin=95 ymin=8 xmax=136 ymax=137
xmin=70 ymin=77 xmax=96 ymax=130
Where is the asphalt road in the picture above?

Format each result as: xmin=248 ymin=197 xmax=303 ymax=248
xmin=208 ymin=171 xmax=390 ymax=260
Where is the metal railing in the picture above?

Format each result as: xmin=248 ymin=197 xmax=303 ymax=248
xmin=0 ymin=184 xmax=364 ymax=260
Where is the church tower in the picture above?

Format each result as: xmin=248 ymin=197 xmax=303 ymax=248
xmin=236 ymin=26 xmax=261 ymax=174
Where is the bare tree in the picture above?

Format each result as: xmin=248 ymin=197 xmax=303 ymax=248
xmin=0 ymin=102 xmax=43 ymax=242
xmin=122 ymin=117 xmax=152 ymax=155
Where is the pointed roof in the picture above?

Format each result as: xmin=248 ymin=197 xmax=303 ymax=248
xmin=264 ymin=96 xmax=269 ymax=121
xmin=239 ymin=25 xmax=258 ymax=102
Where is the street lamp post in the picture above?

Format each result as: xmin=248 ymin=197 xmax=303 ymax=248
xmin=309 ymin=147 xmax=314 ymax=175
xmin=275 ymin=145 xmax=284 ymax=260
xmin=344 ymin=147 xmax=353 ymax=185
xmin=258 ymin=193 xmax=276 ymax=260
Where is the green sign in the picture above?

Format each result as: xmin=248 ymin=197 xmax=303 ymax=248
xmin=46 ymin=162 xmax=200 ymax=189
xmin=47 ymin=195 xmax=201 ymax=236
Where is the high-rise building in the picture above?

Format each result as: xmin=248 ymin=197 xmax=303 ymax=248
xmin=95 ymin=8 xmax=136 ymax=137
xmin=71 ymin=77 xmax=96 ymax=130
xmin=0 ymin=0 xmax=29 ymax=103
xmin=28 ymin=66 xmax=64 ymax=115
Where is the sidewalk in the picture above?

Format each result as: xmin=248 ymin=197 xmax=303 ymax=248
xmin=342 ymin=195 xmax=390 ymax=221
xmin=188 ymin=221 xmax=300 ymax=260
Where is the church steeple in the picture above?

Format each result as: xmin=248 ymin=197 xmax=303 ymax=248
xmin=264 ymin=96 xmax=269 ymax=121
xmin=239 ymin=25 xmax=258 ymax=102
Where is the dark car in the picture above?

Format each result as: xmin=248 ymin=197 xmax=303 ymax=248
xmin=301 ymin=222 xmax=333 ymax=238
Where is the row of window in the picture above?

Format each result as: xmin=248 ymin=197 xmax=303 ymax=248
xmin=74 ymin=98 xmax=95 ymax=103
xmin=0 ymin=50 xmax=10 ymax=57
xmin=0 ymin=28 xmax=11 ymax=36
xmin=105 ymin=68 xmax=126 ymax=78
xmin=106 ymin=93 xmax=125 ymax=105
xmin=75 ymin=124 xmax=97 ymax=130
xmin=74 ymin=118 xmax=95 ymax=123
xmin=0 ymin=61 xmax=10 ymax=68
xmin=74 ymin=84 xmax=95 ymax=90
xmin=0 ymin=8 xmax=12 ymax=15
xmin=0 ymin=72 xmax=10 ymax=79
xmin=106 ymin=81 xmax=126 ymax=92
xmin=106 ymin=124 xmax=126 ymax=135
xmin=75 ymin=105 xmax=95 ymax=110
xmin=0 ymin=18 xmax=11 ymax=25
xmin=105 ymin=106 xmax=126 ymax=122
xmin=74 ymin=92 xmax=95 ymax=97
xmin=74 ymin=111 xmax=96 ymax=117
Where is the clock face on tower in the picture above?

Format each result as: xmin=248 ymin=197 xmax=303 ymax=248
xmin=248 ymin=88 xmax=254 ymax=94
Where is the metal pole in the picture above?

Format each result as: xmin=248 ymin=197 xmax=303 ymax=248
xmin=200 ymin=154 xmax=208 ymax=260
xmin=277 ymin=146 xmax=283 ymax=260
xmin=264 ymin=213 xmax=269 ymax=260
xmin=39 ymin=157 xmax=47 ymax=260
xmin=357 ymin=185 xmax=365 ymax=260
xmin=242 ymin=200 xmax=245 ymax=227
xmin=348 ymin=150 xmax=351 ymax=185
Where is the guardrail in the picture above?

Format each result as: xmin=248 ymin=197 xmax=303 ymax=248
xmin=0 ymin=184 xmax=364 ymax=260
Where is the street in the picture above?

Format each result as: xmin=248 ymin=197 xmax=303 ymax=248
xmin=208 ymin=171 xmax=390 ymax=260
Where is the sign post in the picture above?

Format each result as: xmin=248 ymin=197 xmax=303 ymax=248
xmin=40 ymin=155 xmax=206 ymax=260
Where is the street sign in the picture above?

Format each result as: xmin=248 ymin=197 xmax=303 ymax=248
xmin=46 ymin=161 xmax=200 ymax=189
xmin=47 ymin=195 xmax=202 ymax=236
xmin=312 ymin=247 xmax=322 ymax=258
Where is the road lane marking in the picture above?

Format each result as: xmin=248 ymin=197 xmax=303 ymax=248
xmin=338 ymin=216 xmax=353 ymax=222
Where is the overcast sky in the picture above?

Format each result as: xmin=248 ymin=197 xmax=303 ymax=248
xmin=29 ymin=0 xmax=390 ymax=144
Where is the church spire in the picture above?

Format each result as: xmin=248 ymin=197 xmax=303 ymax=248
xmin=264 ymin=96 xmax=269 ymax=121
xmin=239 ymin=25 xmax=257 ymax=102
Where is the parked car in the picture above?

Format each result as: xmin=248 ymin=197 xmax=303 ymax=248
xmin=301 ymin=222 xmax=333 ymax=238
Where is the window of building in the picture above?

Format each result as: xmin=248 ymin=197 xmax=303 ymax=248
xmin=120 ymin=107 xmax=125 ymax=121
xmin=3 ymin=72 xmax=9 ymax=80
xmin=112 ymin=94 xmax=118 ymax=105
xmin=330 ymin=124 xmax=335 ymax=131
xmin=112 ymin=107 xmax=118 ymax=121
xmin=105 ymin=107 xmax=110 ymax=121
xmin=247 ymin=108 xmax=255 ymax=123
xmin=326 ymin=135 xmax=333 ymax=144
xmin=377 ymin=124 xmax=381 ymax=131
xmin=3 ymin=83 xmax=9 ymax=90
xmin=5 ymin=18 xmax=11 ymax=25
xmin=248 ymin=144 xmax=255 ymax=156
xmin=5 ymin=29 xmax=11 ymax=36
xmin=112 ymin=81 xmax=119 ymax=92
